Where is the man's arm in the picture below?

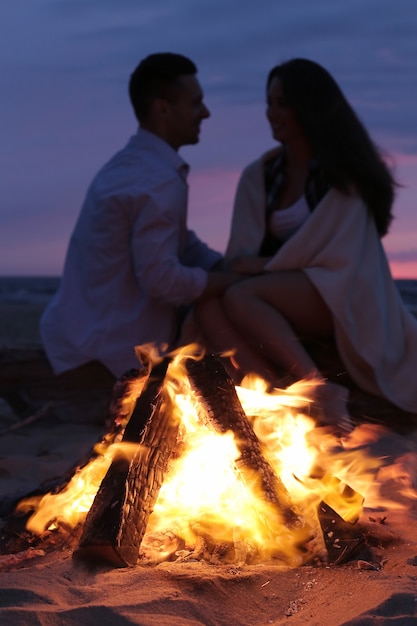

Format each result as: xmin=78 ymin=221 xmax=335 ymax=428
xmin=181 ymin=227 xmax=222 ymax=270
xmin=130 ymin=182 xmax=216 ymax=306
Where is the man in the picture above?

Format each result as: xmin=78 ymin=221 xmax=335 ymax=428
xmin=40 ymin=52 xmax=237 ymax=380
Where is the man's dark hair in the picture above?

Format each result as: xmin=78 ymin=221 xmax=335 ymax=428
xmin=129 ymin=52 xmax=197 ymax=122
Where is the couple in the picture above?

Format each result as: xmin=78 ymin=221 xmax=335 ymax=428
xmin=40 ymin=52 xmax=417 ymax=432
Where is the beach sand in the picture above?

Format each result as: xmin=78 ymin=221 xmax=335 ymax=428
xmin=1 ymin=302 xmax=417 ymax=625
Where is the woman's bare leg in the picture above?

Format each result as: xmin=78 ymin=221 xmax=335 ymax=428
xmin=223 ymin=270 xmax=351 ymax=431
xmin=194 ymin=297 xmax=285 ymax=383
xmin=223 ymin=270 xmax=332 ymax=379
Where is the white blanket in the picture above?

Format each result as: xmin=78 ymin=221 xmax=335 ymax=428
xmin=226 ymin=154 xmax=417 ymax=412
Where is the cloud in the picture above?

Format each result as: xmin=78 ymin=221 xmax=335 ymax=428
xmin=388 ymin=249 xmax=417 ymax=262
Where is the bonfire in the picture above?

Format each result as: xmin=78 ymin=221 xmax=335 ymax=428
xmin=12 ymin=344 xmax=388 ymax=570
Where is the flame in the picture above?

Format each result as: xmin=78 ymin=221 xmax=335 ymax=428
xmin=140 ymin=363 xmax=372 ymax=564
xmin=17 ymin=441 xmax=141 ymax=534
xmin=15 ymin=345 xmax=417 ymax=566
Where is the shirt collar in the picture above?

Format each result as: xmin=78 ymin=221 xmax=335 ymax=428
xmin=133 ymin=128 xmax=190 ymax=180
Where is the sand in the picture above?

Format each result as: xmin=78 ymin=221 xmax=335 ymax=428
xmin=1 ymin=302 xmax=417 ymax=626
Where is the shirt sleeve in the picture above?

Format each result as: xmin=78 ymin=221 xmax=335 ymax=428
xmin=181 ymin=228 xmax=222 ymax=270
xmin=130 ymin=177 xmax=210 ymax=307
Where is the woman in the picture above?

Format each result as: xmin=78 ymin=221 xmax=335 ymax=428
xmin=195 ymin=58 xmax=417 ymax=431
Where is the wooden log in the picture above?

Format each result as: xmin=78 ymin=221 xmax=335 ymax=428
xmin=102 ymin=360 xmax=152 ymax=440
xmin=74 ymin=358 xmax=180 ymax=567
xmin=317 ymin=501 xmax=368 ymax=565
xmin=185 ymin=354 xmax=303 ymax=528
xmin=184 ymin=355 xmax=371 ymax=564
xmin=0 ymin=365 xmax=152 ymax=553
xmin=13 ymin=366 xmax=152 ymax=509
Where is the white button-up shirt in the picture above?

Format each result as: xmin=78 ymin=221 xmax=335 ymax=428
xmin=40 ymin=129 xmax=221 ymax=376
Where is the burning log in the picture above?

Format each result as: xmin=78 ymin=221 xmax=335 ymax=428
xmin=17 ymin=365 xmax=152 ymax=509
xmin=183 ymin=355 xmax=328 ymax=566
xmin=1 ymin=359 xmax=154 ymax=556
xmin=74 ymin=358 xmax=180 ymax=567
xmin=185 ymin=354 xmax=303 ymax=529
xmin=102 ymin=355 xmax=152 ymax=439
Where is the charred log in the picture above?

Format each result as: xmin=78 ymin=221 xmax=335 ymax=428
xmin=185 ymin=354 xmax=303 ymax=529
xmin=317 ymin=501 xmax=369 ymax=565
xmin=74 ymin=358 xmax=180 ymax=567
xmin=12 ymin=366 xmax=152 ymax=513
xmin=102 ymin=361 xmax=152 ymax=441
xmin=0 ymin=365 xmax=152 ymax=555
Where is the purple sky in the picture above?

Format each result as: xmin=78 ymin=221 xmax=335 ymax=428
xmin=1 ymin=0 xmax=417 ymax=277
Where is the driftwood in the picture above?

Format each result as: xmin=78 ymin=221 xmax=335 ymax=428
xmin=74 ymin=358 xmax=180 ymax=567
xmin=0 ymin=402 xmax=53 ymax=437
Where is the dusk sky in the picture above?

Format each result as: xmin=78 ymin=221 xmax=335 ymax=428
xmin=1 ymin=0 xmax=417 ymax=277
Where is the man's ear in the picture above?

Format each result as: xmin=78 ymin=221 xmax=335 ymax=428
xmin=153 ymin=97 xmax=171 ymax=119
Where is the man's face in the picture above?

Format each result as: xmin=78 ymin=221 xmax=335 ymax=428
xmin=164 ymin=75 xmax=210 ymax=150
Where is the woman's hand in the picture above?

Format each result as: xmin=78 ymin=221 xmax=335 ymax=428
xmin=229 ymin=255 xmax=270 ymax=275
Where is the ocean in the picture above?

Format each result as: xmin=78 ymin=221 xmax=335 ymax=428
xmin=0 ymin=277 xmax=60 ymax=306
xmin=1 ymin=276 xmax=417 ymax=318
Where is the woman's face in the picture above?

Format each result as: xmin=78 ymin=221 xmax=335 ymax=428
xmin=266 ymin=76 xmax=304 ymax=144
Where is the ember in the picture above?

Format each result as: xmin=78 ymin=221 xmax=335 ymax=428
xmin=15 ymin=345 xmax=384 ymax=569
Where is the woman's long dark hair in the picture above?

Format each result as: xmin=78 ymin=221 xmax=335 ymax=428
xmin=267 ymin=59 xmax=397 ymax=236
